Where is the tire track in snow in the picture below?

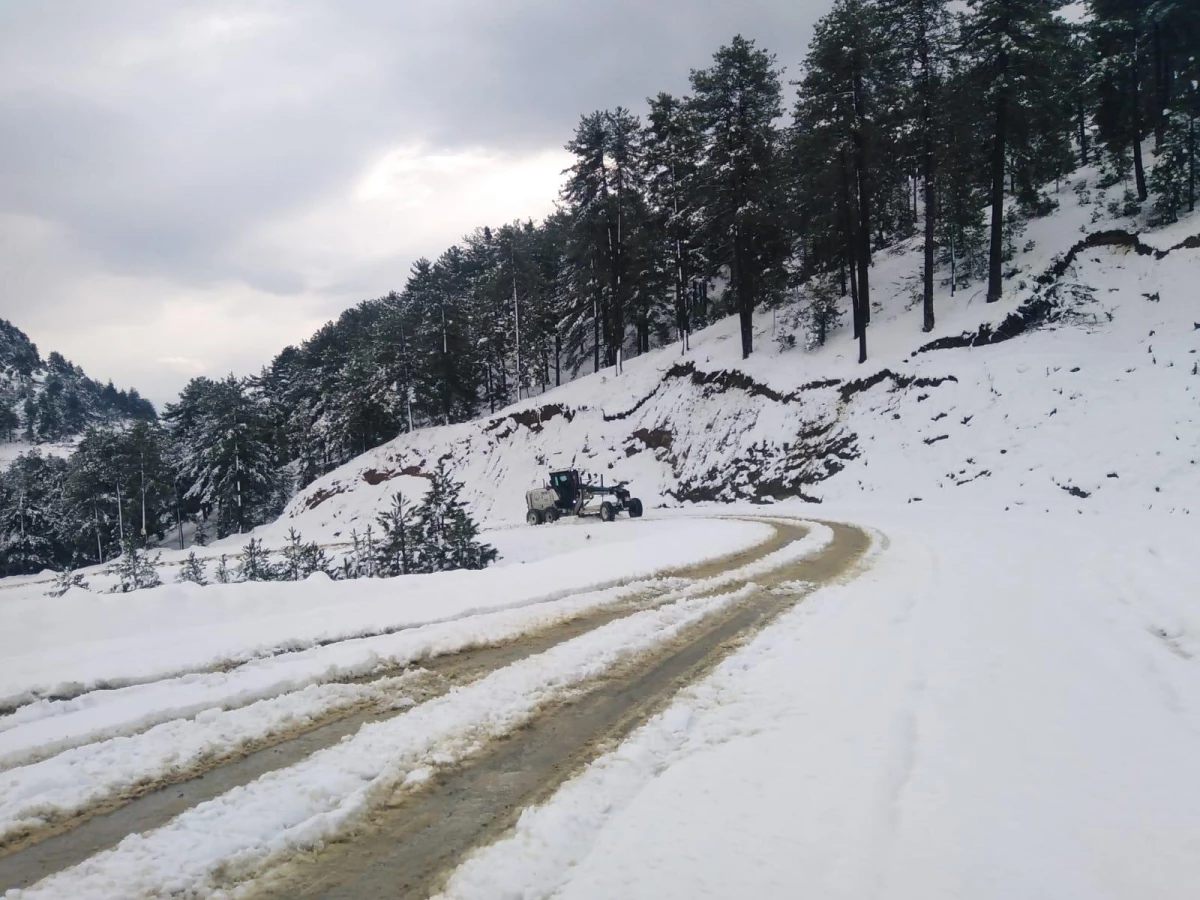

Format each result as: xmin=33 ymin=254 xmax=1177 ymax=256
xmin=2 ymin=518 xmax=787 ymax=744
xmin=0 ymin=518 xmax=781 ymax=718
xmin=0 ymin=519 xmax=802 ymax=892
xmin=233 ymin=520 xmax=871 ymax=900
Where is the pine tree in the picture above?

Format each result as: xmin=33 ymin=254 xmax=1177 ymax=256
xmin=236 ymin=538 xmax=277 ymax=582
xmin=690 ymin=36 xmax=788 ymax=359
xmin=880 ymin=0 xmax=952 ymax=331
xmin=1147 ymin=5 xmax=1199 ymax=220
xmin=447 ymin=501 xmax=499 ymax=570
xmin=792 ymin=1 xmax=889 ymax=362
xmin=215 ymin=554 xmax=231 ymax=584
xmin=46 ymin=568 xmax=89 ymax=598
xmin=561 ymin=109 xmax=658 ymax=372
xmin=375 ymin=491 xmax=417 ymax=577
xmin=0 ymin=451 xmax=72 ymax=576
xmin=1091 ymin=0 xmax=1152 ymax=202
xmin=964 ymin=0 xmax=1071 ymax=303
xmin=409 ymin=463 xmax=495 ymax=574
xmin=935 ymin=56 xmax=990 ymax=293
xmin=279 ymin=527 xmax=330 ymax=581
xmin=644 ymin=93 xmax=706 ymax=351
xmin=177 ymin=551 xmax=208 ymax=586
xmin=107 ymin=541 xmax=162 ymax=593
xmin=800 ymin=276 xmax=846 ymax=349
xmin=341 ymin=526 xmax=379 ymax=579
xmin=165 ymin=376 xmax=279 ymax=538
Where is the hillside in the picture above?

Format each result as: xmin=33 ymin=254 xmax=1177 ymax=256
xmin=271 ymin=163 xmax=1199 ymax=545
xmin=0 ymin=319 xmax=156 ymax=458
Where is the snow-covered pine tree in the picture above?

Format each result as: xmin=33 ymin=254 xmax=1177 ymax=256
xmin=446 ymin=497 xmax=498 ymax=571
xmin=410 ymin=464 xmax=495 ymax=574
xmin=165 ymin=375 xmax=279 ymax=539
xmin=0 ymin=451 xmax=72 ymax=576
xmin=107 ymin=541 xmax=162 ymax=593
xmin=177 ymin=551 xmax=207 ymax=585
xmin=280 ymin=528 xmax=330 ymax=581
xmin=1091 ymin=0 xmax=1153 ymax=203
xmin=236 ymin=538 xmax=277 ymax=582
xmin=562 ymin=111 xmax=620 ymax=372
xmin=934 ymin=56 xmax=990 ymax=293
xmin=341 ymin=526 xmax=379 ymax=579
xmin=375 ymin=491 xmax=416 ymax=577
xmin=801 ymin=276 xmax=846 ymax=349
xmin=1147 ymin=5 xmax=1198 ymax=221
xmin=405 ymin=255 xmax=480 ymax=427
xmin=46 ymin=568 xmax=89 ymax=598
xmin=644 ymin=92 xmax=706 ymax=348
xmin=524 ymin=213 xmax=576 ymax=389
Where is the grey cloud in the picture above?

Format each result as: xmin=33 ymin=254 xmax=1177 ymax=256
xmin=0 ymin=0 xmax=827 ymax=404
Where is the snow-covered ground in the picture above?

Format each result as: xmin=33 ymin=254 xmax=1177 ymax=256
xmin=439 ymin=504 xmax=1200 ymax=900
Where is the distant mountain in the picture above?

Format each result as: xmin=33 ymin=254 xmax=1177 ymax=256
xmin=0 ymin=318 xmax=156 ymax=444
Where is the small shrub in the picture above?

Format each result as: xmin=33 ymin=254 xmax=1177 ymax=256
xmin=237 ymin=538 xmax=278 ymax=582
xmin=176 ymin=551 xmax=207 ymax=586
xmin=46 ymin=569 xmax=89 ymax=598
xmin=107 ymin=542 xmax=162 ymax=593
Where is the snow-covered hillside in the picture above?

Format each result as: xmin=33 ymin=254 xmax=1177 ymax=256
xmin=276 ymin=164 xmax=1199 ymax=542
xmin=0 ymin=318 xmax=155 ymax=453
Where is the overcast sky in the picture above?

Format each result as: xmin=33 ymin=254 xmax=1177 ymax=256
xmin=0 ymin=1 xmax=828 ymax=408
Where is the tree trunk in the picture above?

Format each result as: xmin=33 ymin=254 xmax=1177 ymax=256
xmin=920 ymin=23 xmax=935 ymax=333
xmin=840 ymin=147 xmax=865 ymax=363
xmin=1190 ymin=113 xmax=1196 ymax=213
xmin=1079 ymin=101 xmax=1089 ymax=167
xmin=675 ymin=236 xmax=690 ymax=354
xmin=1132 ymin=44 xmax=1148 ymax=202
xmin=1153 ymin=21 xmax=1165 ymax=153
xmin=591 ymin=255 xmax=601 ymax=374
xmin=734 ymin=226 xmax=754 ymax=359
xmin=986 ymin=56 xmax=1008 ymax=304
xmin=852 ymin=67 xmax=872 ymax=328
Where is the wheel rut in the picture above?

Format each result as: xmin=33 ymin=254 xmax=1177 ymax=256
xmin=0 ymin=519 xmax=806 ymax=894
xmin=236 ymin=520 xmax=871 ymax=900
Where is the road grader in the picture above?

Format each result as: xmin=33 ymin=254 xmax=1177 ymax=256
xmin=525 ymin=469 xmax=643 ymax=524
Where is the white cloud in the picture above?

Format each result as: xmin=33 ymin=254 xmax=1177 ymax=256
xmin=244 ymin=143 xmax=569 ymax=287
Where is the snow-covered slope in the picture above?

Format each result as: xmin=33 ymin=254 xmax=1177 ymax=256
xmin=274 ymin=165 xmax=1199 ymax=544
xmin=0 ymin=318 xmax=155 ymax=453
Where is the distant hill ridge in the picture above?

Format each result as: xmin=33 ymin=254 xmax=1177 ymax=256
xmin=0 ymin=318 xmax=156 ymax=443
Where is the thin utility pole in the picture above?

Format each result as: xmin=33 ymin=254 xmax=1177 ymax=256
xmin=512 ymin=245 xmax=522 ymax=401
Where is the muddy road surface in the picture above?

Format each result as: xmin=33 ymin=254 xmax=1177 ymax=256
xmin=0 ymin=517 xmax=871 ymax=897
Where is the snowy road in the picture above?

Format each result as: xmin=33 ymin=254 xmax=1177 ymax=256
xmin=0 ymin=516 xmax=863 ymax=897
